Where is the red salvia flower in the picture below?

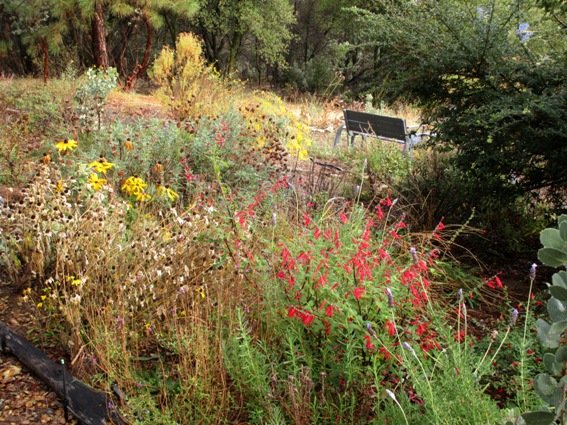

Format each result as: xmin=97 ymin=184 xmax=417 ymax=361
xmin=455 ymin=330 xmax=466 ymax=342
xmin=301 ymin=312 xmax=315 ymax=326
xmin=303 ymin=212 xmax=311 ymax=227
xmin=353 ymin=287 xmax=365 ymax=300
xmin=379 ymin=347 xmax=392 ymax=360
xmin=364 ymin=335 xmax=376 ymax=351
xmin=495 ymin=275 xmax=503 ymax=288
xmin=385 ymin=319 xmax=396 ymax=336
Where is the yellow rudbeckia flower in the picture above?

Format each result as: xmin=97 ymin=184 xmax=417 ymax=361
xmin=55 ymin=139 xmax=78 ymax=152
xmin=135 ymin=192 xmax=152 ymax=202
xmin=122 ymin=176 xmax=148 ymax=196
xmin=88 ymin=157 xmax=115 ymax=174
xmin=87 ymin=173 xmax=107 ymax=191
xmin=157 ymin=185 xmax=179 ymax=202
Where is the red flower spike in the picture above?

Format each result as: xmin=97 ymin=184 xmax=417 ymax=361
xmin=353 ymin=287 xmax=365 ymax=300
xmin=301 ymin=311 xmax=315 ymax=326
xmin=303 ymin=212 xmax=311 ymax=227
xmin=340 ymin=211 xmax=348 ymax=224
xmin=364 ymin=335 xmax=376 ymax=351
xmin=379 ymin=347 xmax=392 ymax=361
xmin=385 ymin=320 xmax=396 ymax=336
xmin=495 ymin=275 xmax=503 ymax=288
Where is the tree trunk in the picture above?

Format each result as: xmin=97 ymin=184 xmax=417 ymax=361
xmin=41 ymin=38 xmax=49 ymax=84
xmin=225 ymin=31 xmax=242 ymax=78
xmin=124 ymin=18 xmax=153 ymax=91
xmin=91 ymin=2 xmax=109 ymax=69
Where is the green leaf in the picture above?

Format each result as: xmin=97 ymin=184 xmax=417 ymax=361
xmin=548 ymin=320 xmax=567 ymax=342
xmin=550 ymin=286 xmax=567 ymax=301
xmin=544 ymin=353 xmax=562 ymax=375
xmin=552 ymin=271 xmax=567 ymax=289
xmin=536 ymin=319 xmax=559 ymax=348
xmin=538 ymin=247 xmax=567 ymax=268
xmin=560 ymin=221 xmax=567 ymax=242
xmin=555 ymin=346 xmax=567 ymax=363
xmin=547 ymin=297 xmax=567 ymax=322
xmin=540 ymin=228 xmax=564 ymax=249
xmin=521 ymin=411 xmax=555 ymax=425
xmin=534 ymin=373 xmax=562 ymax=406
xmin=536 ymin=318 xmax=551 ymax=339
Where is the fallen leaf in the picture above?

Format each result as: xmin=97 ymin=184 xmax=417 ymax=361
xmin=2 ymin=365 xmax=21 ymax=382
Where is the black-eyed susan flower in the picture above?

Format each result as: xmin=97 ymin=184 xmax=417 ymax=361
xmin=55 ymin=138 xmax=78 ymax=152
xmin=87 ymin=173 xmax=107 ymax=191
xmin=37 ymin=295 xmax=47 ymax=308
xmin=124 ymin=138 xmax=133 ymax=151
xmin=41 ymin=153 xmax=51 ymax=164
xmin=55 ymin=180 xmax=65 ymax=192
xmin=122 ymin=176 xmax=147 ymax=196
xmin=157 ymin=185 xmax=179 ymax=202
xmin=135 ymin=191 xmax=152 ymax=202
xmin=195 ymin=286 xmax=205 ymax=299
xmin=88 ymin=157 xmax=115 ymax=174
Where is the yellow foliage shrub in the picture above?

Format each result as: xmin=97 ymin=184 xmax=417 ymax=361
xmin=238 ymin=92 xmax=311 ymax=161
xmin=151 ymin=32 xmax=226 ymax=118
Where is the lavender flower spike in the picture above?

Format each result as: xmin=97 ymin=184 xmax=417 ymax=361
xmin=386 ymin=288 xmax=394 ymax=308
xmin=530 ymin=263 xmax=537 ymax=279
xmin=509 ymin=309 xmax=519 ymax=327
xmin=410 ymin=247 xmax=419 ymax=264
xmin=403 ymin=342 xmax=415 ymax=355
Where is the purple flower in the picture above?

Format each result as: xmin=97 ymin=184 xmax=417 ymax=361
xmin=530 ymin=263 xmax=537 ymax=279
xmin=403 ymin=342 xmax=416 ymax=355
xmin=386 ymin=288 xmax=394 ymax=308
xmin=410 ymin=247 xmax=418 ymax=264
xmin=516 ymin=23 xmax=534 ymax=43
xmin=509 ymin=309 xmax=519 ymax=327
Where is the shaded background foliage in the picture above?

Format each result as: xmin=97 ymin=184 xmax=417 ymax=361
xmin=0 ymin=0 xmax=566 ymax=244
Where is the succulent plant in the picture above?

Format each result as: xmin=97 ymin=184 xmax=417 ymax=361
xmin=520 ymin=215 xmax=567 ymax=425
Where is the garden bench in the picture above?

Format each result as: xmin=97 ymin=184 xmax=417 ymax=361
xmin=333 ymin=109 xmax=429 ymax=152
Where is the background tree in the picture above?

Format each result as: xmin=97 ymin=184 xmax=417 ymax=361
xmin=348 ymin=0 xmax=566 ymax=226
xmin=192 ymin=0 xmax=295 ymax=81
xmin=0 ymin=0 xmax=198 ymax=86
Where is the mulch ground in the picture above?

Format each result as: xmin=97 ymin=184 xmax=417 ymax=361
xmin=0 ymin=279 xmax=78 ymax=425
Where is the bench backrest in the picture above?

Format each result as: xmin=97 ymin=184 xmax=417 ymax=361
xmin=344 ymin=110 xmax=408 ymax=143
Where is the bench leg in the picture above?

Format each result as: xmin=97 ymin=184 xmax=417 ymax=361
xmin=333 ymin=123 xmax=345 ymax=148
